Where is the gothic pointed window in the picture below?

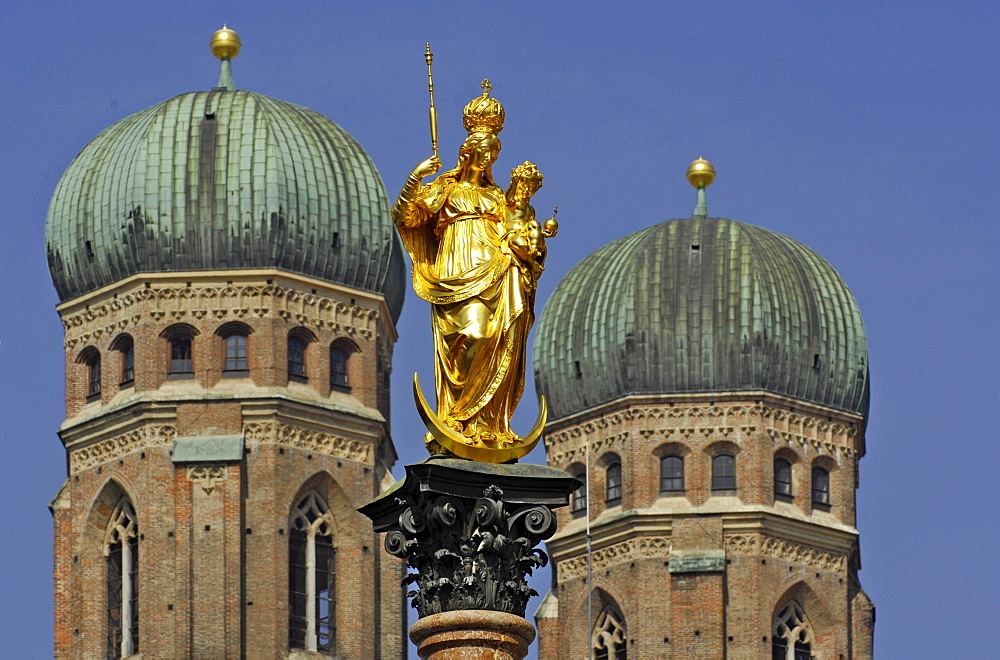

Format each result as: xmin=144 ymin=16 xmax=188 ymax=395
xmin=812 ymin=467 xmax=831 ymax=510
xmin=592 ymin=606 xmax=627 ymax=660
xmin=660 ymin=455 xmax=684 ymax=493
xmin=105 ymin=498 xmax=138 ymax=659
xmin=772 ymin=601 xmax=813 ymax=660
xmin=712 ymin=453 xmax=736 ymax=492
xmin=775 ymin=458 xmax=793 ymax=498
xmin=289 ymin=492 xmax=336 ymax=653
xmin=606 ymin=462 xmax=622 ymax=505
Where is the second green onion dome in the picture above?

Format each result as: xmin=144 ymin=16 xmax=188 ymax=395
xmin=533 ymin=207 xmax=869 ymax=422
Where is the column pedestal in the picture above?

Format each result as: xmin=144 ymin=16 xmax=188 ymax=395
xmin=410 ymin=610 xmax=536 ymax=660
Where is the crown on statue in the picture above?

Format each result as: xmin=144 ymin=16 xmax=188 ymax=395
xmin=463 ymin=79 xmax=505 ymax=136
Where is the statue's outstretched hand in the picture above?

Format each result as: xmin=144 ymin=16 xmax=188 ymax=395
xmin=412 ymin=156 xmax=441 ymax=179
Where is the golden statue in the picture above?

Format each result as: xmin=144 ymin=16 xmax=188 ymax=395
xmin=393 ymin=79 xmax=557 ymax=463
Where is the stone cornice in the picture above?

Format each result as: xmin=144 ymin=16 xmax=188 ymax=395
xmin=61 ymin=394 xmax=388 ymax=472
xmin=243 ymin=420 xmax=373 ymax=465
xmin=556 ymin=536 xmax=673 ymax=582
xmin=58 ymin=270 xmax=395 ymax=349
xmin=545 ymin=391 xmax=864 ymax=433
xmin=723 ymin=533 xmax=847 ymax=572
xmin=545 ymin=398 xmax=862 ymax=467
xmin=69 ymin=423 xmax=177 ymax=474
xmin=60 ymin=388 xmax=385 ymax=436
xmin=66 ymin=413 xmax=381 ymax=474
xmin=546 ymin=508 xmax=858 ymax=578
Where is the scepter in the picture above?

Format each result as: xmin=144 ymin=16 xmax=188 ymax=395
xmin=425 ymin=43 xmax=439 ymax=157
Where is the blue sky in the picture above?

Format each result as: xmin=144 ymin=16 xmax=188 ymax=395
xmin=1 ymin=2 xmax=996 ymax=656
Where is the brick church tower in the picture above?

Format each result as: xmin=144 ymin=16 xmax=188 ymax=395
xmin=45 ymin=30 xmax=407 ymax=658
xmin=532 ymin=161 xmax=875 ymax=658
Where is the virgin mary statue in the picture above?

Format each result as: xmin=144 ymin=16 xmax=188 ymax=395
xmin=392 ymin=82 xmax=548 ymax=461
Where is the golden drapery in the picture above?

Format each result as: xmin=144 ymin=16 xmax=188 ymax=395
xmin=394 ymin=177 xmax=536 ymax=445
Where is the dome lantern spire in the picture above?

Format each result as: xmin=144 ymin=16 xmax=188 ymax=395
xmin=210 ymin=25 xmax=241 ymax=91
xmin=686 ymin=156 xmax=716 ymax=217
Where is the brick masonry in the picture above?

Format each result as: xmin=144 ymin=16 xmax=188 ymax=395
xmin=536 ymin=394 xmax=875 ymax=659
xmin=52 ymin=270 xmax=405 ymax=659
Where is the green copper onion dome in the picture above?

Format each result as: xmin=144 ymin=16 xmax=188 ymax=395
xmin=46 ymin=87 xmax=405 ymax=321
xmin=534 ymin=215 xmax=869 ymax=421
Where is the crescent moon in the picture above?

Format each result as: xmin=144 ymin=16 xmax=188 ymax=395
xmin=412 ymin=373 xmax=547 ymax=463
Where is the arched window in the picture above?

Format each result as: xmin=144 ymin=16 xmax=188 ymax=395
xmin=216 ymin=322 xmax=252 ymax=375
xmin=161 ymin=325 xmax=198 ymax=377
xmin=606 ymin=462 xmax=622 ymax=504
xmin=592 ymin=605 xmax=627 ymax=660
xmin=111 ymin=334 xmax=135 ymax=385
xmin=224 ymin=335 xmax=248 ymax=371
xmin=772 ymin=601 xmax=813 ymax=660
xmin=122 ymin=344 xmax=134 ymax=384
xmin=105 ymin=498 xmax=138 ymax=658
xmin=571 ymin=471 xmax=587 ymax=515
xmin=712 ymin=454 xmax=736 ymax=492
xmin=774 ymin=458 xmax=793 ymax=497
xmin=812 ymin=467 xmax=831 ymax=509
xmin=289 ymin=492 xmax=336 ymax=653
xmin=330 ymin=346 xmax=350 ymax=390
xmin=170 ymin=337 xmax=192 ymax=373
xmin=660 ymin=455 xmax=684 ymax=493
xmin=287 ymin=329 xmax=315 ymax=382
xmin=80 ymin=349 xmax=102 ymax=400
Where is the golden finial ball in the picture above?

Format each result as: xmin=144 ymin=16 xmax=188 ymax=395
xmin=210 ymin=25 xmax=241 ymax=60
xmin=686 ymin=157 xmax=716 ymax=188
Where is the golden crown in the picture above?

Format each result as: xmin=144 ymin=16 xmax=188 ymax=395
xmin=511 ymin=161 xmax=543 ymax=185
xmin=463 ymin=79 xmax=505 ymax=136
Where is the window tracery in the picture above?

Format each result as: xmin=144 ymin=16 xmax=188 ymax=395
xmin=105 ymin=498 xmax=138 ymax=659
xmin=592 ymin=605 xmax=627 ymax=659
xmin=289 ymin=492 xmax=336 ymax=653
xmin=772 ymin=600 xmax=813 ymax=660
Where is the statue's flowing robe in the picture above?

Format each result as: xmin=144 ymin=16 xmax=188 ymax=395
xmin=394 ymin=178 xmax=535 ymax=440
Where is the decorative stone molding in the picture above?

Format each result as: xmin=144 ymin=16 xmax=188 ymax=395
xmin=243 ymin=421 xmax=372 ymax=463
xmin=546 ymin=402 xmax=857 ymax=466
xmin=383 ymin=484 xmax=555 ymax=618
xmin=725 ymin=533 xmax=846 ymax=572
xmin=556 ymin=536 xmax=672 ymax=582
xmin=360 ymin=458 xmax=578 ymax=620
xmin=62 ymin=282 xmax=380 ymax=349
xmin=69 ymin=424 xmax=176 ymax=474
xmin=187 ymin=465 xmax=226 ymax=494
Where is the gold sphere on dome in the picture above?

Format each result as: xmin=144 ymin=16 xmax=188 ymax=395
xmin=210 ymin=25 xmax=241 ymax=60
xmin=686 ymin=157 xmax=716 ymax=188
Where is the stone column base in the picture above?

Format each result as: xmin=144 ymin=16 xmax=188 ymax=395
xmin=410 ymin=610 xmax=536 ymax=659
